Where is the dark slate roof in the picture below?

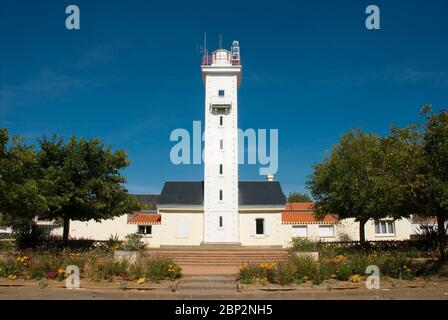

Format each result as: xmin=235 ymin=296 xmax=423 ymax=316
xmin=157 ymin=181 xmax=286 ymax=206
xmin=158 ymin=182 xmax=204 ymax=206
xmin=133 ymin=194 xmax=159 ymax=209
xmin=238 ymin=181 xmax=286 ymax=206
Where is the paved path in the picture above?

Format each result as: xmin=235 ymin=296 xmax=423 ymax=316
xmin=181 ymin=265 xmax=238 ymax=275
xmin=1 ymin=281 xmax=448 ymax=300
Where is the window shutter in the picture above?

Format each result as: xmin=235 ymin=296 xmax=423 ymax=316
xmin=250 ymin=218 xmax=256 ymax=236
xmin=265 ymin=217 xmax=271 ymax=236
xmin=176 ymin=217 xmax=188 ymax=238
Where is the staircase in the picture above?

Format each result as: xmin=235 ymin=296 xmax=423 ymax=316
xmin=146 ymin=247 xmax=289 ymax=275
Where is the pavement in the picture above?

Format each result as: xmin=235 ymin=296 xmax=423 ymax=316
xmin=0 ymin=276 xmax=447 ymax=300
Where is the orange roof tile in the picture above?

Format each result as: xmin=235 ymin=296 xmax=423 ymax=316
xmin=282 ymin=202 xmax=338 ymax=224
xmin=128 ymin=214 xmax=161 ymax=225
xmin=284 ymin=202 xmax=315 ymax=211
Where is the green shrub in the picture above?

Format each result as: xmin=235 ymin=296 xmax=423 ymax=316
xmin=128 ymin=262 xmax=145 ymax=280
xmin=275 ymin=261 xmax=296 ymax=286
xmin=144 ymin=257 xmax=181 ymax=281
xmin=347 ymin=253 xmax=371 ymax=275
xmin=26 ymin=252 xmax=63 ymax=280
xmin=120 ymin=234 xmax=147 ymax=251
xmin=0 ymin=256 xmax=26 ymax=277
xmin=238 ymin=263 xmax=261 ymax=284
xmin=14 ymin=225 xmax=47 ymax=250
xmin=98 ymin=234 xmax=122 ymax=253
xmin=90 ymin=258 xmax=129 ymax=281
xmin=373 ymin=252 xmax=413 ymax=279
xmin=335 ymin=264 xmax=352 ymax=281
xmin=291 ymin=239 xmax=318 ymax=252
xmin=414 ymin=225 xmax=442 ymax=251
xmin=0 ymin=240 xmax=14 ymax=251
xmin=317 ymin=261 xmax=335 ymax=281
xmin=290 ymin=255 xmax=318 ymax=281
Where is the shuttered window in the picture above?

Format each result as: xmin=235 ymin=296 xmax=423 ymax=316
xmin=318 ymin=225 xmax=334 ymax=237
xmin=292 ymin=226 xmax=307 ymax=238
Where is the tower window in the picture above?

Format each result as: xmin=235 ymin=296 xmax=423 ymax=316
xmin=218 ymin=90 xmax=225 ymax=97
xmin=219 ymin=190 xmax=223 ymax=201
xmin=219 ymin=139 xmax=223 ymax=150
xmin=220 ymin=116 xmax=223 ymax=126
xmin=219 ymin=164 xmax=223 ymax=175
xmin=256 ymin=218 xmax=264 ymax=235
xmin=219 ymin=216 xmax=223 ymax=228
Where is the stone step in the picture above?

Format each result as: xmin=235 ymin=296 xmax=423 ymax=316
xmin=177 ymin=274 xmax=238 ymax=291
xmin=153 ymin=258 xmax=287 ymax=262
xmin=148 ymin=254 xmax=288 ymax=258
xmin=148 ymin=253 xmax=289 ymax=258
xmin=153 ymin=256 xmax=288 ymax=261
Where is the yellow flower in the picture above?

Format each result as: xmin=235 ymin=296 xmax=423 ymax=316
xmin=57 ymin=268 xmax=65 ymax=274
xmin=137 ymin=277 xmax=145 ymax=284
xmin=259 ymin=262 xmax=273 ymax=270
xmin=8 ymin=275 xmax=17 ymax=280
xmin=239 ymin=263 xmax=248 ymax=271
xmin=349 ymin=274 xmax=361 ymax=283
xmin=334 ymin=255 xmax=346 ymax=263
xmin=16 ymin=256 xmax=29 ymax=263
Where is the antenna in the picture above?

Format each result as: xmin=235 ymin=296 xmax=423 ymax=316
xmin=219 ymin=34 xmax=223 ymax=49
xmin=203 ymin=32 xmax=208 ymax=64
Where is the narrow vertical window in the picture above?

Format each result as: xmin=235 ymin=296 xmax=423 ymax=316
xmin=256 ymin=218 xmax=264 ymax=235
xmin=220 ymin=116 xmax=223 ymax=126
xmin=219 ymin=216 xmax=223 ymax=228
xmin=220 ymin=139 xmax=223 ymax=150
xmin=219 ymin=190 xmax=223 ymax=201
xmin=219 ymin=164 xmax=223 ymax=175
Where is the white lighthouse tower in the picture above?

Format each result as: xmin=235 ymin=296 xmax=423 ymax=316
xmin=201 ymin=41 xmax=241 ymax=244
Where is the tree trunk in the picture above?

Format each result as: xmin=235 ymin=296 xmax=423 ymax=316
xmin=436 ymin=213 xmax=446 ymax=262
xmin=359 ymin=219 xmax=367 ymax=244
xmin=62 ymin=218 xmax=70 ymax=245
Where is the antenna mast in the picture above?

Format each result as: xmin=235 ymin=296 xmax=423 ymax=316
xmin=203 ymin=32 xmax=208 ymax=64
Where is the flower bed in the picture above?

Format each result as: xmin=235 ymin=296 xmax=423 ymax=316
xmin=238 ymin=251 xmax=444 ymax=286
xmin=0 ymin=250 xmax=181 ymax=284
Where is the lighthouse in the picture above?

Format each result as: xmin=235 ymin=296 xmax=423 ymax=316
xmin=201 ymin=41 xmax=241 ymax=244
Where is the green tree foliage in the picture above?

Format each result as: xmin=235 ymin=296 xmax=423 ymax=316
xmin=37 ymin=135 xmax=141 ymax=242
xmin=419 ymin=107 xmax=448 ymax=260
xmin=0 ymin=129 xmax=50 ymax=233
xmin=287 ymin=192 xmax=312 ymax=202
xmin=306 ymin=130 xmax=417 ymax=243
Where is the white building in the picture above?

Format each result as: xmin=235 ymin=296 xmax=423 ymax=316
xmin=46 ymin=41 xmax=412 ymax=246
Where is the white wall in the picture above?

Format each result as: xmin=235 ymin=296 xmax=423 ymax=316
xmin=52 ymin=213 xmax=412 ymax=248
xmin=239 ymin=211 xmax=283 ymax=246
xmin=281 ymin=217 xmax=412 ymax=247
xmin=153 ymin=211 xmax=204 ymax=247
xmin=52 ymin=214 xmax=137 ymax=240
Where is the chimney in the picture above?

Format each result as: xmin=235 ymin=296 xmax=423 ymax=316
xmin=267 ymin=174 xmax=274 ymax=182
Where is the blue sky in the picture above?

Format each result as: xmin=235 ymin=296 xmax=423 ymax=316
xmin=1 ymin=0 xmax=447 ymax=196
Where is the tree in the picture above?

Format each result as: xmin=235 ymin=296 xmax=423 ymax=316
xmin=0 ymin=129 xmax=50 ymax=234
xmin=287 ymin=192 xmax=312 ymax=202
xmin=306 ymin=130 xmax=413 ymax=243
xmin=37 ymin=135 xmax=141 ymax=243
xmin=419 ymin=107 xmax=448 ymax=261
